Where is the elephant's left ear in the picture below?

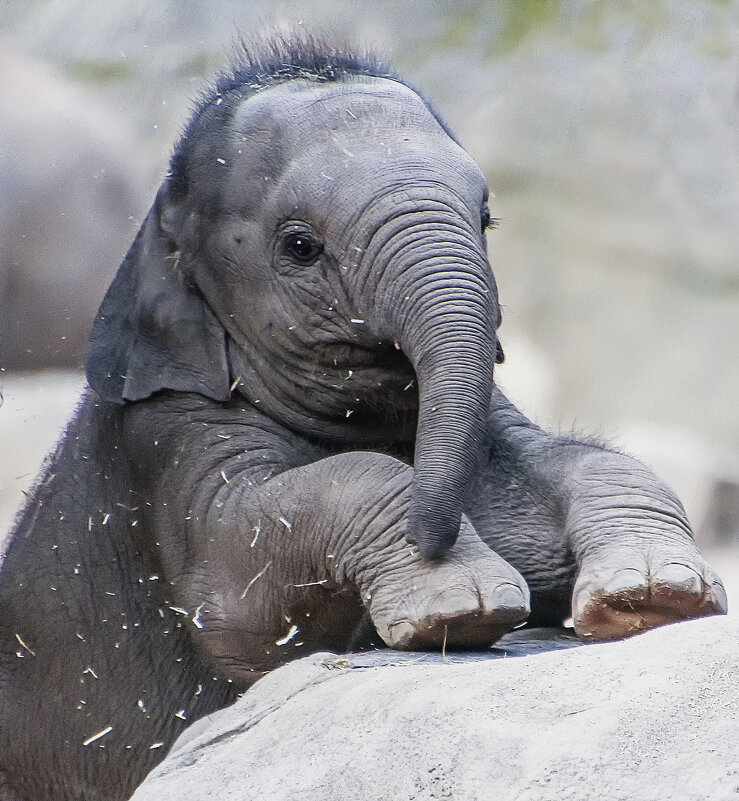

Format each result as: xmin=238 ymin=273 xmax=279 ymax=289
xmin=86 ymin=188 xmax=230 ymax=405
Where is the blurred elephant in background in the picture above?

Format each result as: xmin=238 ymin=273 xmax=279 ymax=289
xmin=0 ymin=33 xmax=726 ymax=801
xmin=0 ymin=49 xmax=148 ymax=369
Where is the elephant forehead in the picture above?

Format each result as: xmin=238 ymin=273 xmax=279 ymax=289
xmin=221 ymin=78 xmax=486 ymax=219
xmin=224 ymin=77 xmax=482 ymax=188
xmin=229 ymin=76 xmax=446 ymax=144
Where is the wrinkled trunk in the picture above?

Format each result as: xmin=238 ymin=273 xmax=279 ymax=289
xmin=390 ymin=266 xmax=498 ymax=561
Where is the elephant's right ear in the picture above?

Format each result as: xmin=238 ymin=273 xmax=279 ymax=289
xmin=86 ymin=189 xmax=230 ymax=405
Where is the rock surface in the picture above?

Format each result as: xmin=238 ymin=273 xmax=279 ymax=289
xmin=131 ymin=617 xmax=739 ymax=801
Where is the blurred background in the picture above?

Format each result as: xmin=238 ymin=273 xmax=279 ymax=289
xmin=1 ymin=1 xmax=737 ymax=593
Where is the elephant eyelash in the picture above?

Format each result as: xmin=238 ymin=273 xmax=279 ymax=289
xmin=480 ymin=205 xmax=499 ymax=232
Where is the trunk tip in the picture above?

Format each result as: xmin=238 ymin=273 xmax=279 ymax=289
xmin=407 ymin=511 xmax=460 ymax=561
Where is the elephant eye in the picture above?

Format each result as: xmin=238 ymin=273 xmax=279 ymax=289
xmin=283 ymin=230 xmax=323 ymax=264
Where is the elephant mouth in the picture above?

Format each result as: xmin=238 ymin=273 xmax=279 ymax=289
xmin=309 ymin=340 xmax=419 ymax=433
xmin=314 ymin=340 xmax=415 ymax=376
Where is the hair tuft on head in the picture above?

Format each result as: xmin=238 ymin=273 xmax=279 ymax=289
xmin=166 ymin=28 xmax=452 ymax=199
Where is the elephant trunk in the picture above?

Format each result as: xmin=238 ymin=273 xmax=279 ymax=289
xmin=395 ymin=266 xmax=497 ymax=561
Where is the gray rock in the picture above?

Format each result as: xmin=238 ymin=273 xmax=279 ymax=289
xmin=131 ymin=617 xmax=739 ymax=801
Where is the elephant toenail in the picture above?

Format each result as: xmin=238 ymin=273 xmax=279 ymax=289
xmin=653 ymin=564 xmax=701 ymax=592
xmin=573 ymin=588 xmax=593 ymax=619
xmin=387 ymin=620 xmax=416 ymax=647
xmin=490 ymin=583 xmax=528 ymax=614
xmin=603 ymin=570 xmax=644 ymax=596
xmin=711 ymin=581 xmax=729 ymax=614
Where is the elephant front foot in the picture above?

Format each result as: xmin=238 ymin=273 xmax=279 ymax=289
xmin=364 ymin=522 xmax=530 ymax=650
xmin=572 ymin=544 xmax=727 ymax=641
xmin=384 ymin=584 xmax=527 ymax=650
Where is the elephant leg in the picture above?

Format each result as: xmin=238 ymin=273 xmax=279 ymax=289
xmin=564 ymin=451 xmax=726 ymax=639
xmin=150 ymin=449 xmax=529 ymax=684
xmin=466 ymin=389 xmax=727 ymax=640
xmin=0 ymin=774 xmax=25 ymax=801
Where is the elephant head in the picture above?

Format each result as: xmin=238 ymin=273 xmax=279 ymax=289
xmin=87 ymin=40 xmax=503 ymax=561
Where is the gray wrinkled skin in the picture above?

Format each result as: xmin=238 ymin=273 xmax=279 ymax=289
xmin=0 ymin=35 xmax=726 ymax=801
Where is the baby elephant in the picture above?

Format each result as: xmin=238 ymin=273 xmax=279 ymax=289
xmin=0 ymin=33 xmax=725 ymax=801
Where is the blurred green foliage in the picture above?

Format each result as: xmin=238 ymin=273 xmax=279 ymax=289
xmin=498 ymin=0 xmax=562 ymax=52
xmin=64 ymin=58 xmax=134 ymax=83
